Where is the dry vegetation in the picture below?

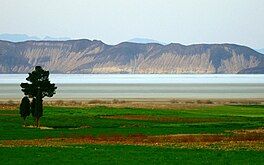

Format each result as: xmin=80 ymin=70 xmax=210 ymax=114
xmin=0 ymin=100 xmax=19 ymax=110
xmin=33 ymin=98 xmax=264 ymax=110
xmin=1 ymin=128 xmax=263 ymax=150
xmin=1 ymin=98 xmax=263 ymax=111
xmin=102 ymin=115 xmax=222 ymax=123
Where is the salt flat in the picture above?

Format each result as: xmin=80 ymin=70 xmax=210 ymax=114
xmin=0 ymin=74 xmax=264 ymax=99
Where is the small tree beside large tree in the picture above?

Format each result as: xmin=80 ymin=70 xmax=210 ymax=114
xmin=19 ymin=96 xmax=31 ymax=124
xmin=20 ymin=66 xmax=57 ymax=127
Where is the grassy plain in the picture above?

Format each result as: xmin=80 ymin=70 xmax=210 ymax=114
xmin=0 ymin=102 xmax=263 ymax=164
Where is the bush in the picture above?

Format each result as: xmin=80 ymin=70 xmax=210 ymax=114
xmin=19 ymin=96 xmax=31 ymax=120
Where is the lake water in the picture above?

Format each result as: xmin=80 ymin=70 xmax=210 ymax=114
xmin=0 ymin=74 xmax=264 ymax=99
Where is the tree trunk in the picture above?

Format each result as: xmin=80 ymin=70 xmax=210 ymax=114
xmin=35 ymin=89 xmax=43 ymax=128
xmin=36 ymin=117 xmax=40 ymax=127
xmin=23 ymin=116 xmax=26 ymax=126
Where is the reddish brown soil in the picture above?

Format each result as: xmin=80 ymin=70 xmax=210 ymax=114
xmin=1 ymin=131 xmax=263 ymax=150
xmin=0 ymin=104 xmax=18 ymax=110
xmin=102 ymin=115 xmax=221 ymax=123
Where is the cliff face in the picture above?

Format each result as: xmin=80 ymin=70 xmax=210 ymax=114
xmin=0 ymin=39 xmax=263 ymax=74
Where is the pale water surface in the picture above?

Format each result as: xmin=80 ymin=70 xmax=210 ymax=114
xmin=0 ymin=74 xmax=264 ymax=99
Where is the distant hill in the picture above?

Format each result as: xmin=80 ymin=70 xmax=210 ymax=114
xmin=127 ymin=38 xmax=166 ymax=45
xmin=0 ymin=33 xmax=71 ymax=42
xmin=256 ymin=48 xmax=264 ymax=54
xmin=42 ymin=36 xmax=71 ymax=41
xmin=0 ymin=34 xmax=40 ymax=42
xmin=0 ymin=39 xmax=263 ymax=74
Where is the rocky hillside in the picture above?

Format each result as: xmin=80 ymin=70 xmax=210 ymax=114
xmin=0 ymin=39 xmax=263 ymax=74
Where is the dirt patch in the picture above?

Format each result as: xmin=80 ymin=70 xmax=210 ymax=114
xmin=0 ymin=105 xmax=18 ymax=110
xmin=23 ymin=125 xmax=54 ymax=130
xmin=69 ymin=126 xmax=92 ymax=130
xmin=1 ymin=131 xmax=263 ymax=150
xmin=171 ymin=141 xmax=264 ymax=151
xmin=23 ymin=125 xmax=92 ymax=130
xmin=232 ymin=128 xmax=264 ymax=135
xmin=102 ymin=115 xmax=220 ymax=123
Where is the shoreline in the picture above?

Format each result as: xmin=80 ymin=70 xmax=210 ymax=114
xmin=2 ymin=97 xmax=264 ymax=102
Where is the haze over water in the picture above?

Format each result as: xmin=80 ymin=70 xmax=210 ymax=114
xmin=0 ymin=74 xmax=264 ymax=99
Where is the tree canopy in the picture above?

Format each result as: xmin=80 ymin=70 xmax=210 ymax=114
xmin=20 ymin=66 xmax=57 ymax=127
xmin=20 ymin=66 xmax=57 ymax=98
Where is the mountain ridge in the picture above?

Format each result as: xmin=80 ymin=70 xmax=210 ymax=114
xmin=256 ymin=48 xmax=264 ymax=54
xmin=0 ymin=39 xmax=263 ymax=74
xmin=0 ymin=33 xmax=71 ymax=42
xmin=127 ymin=38 xmax=166 ymax=45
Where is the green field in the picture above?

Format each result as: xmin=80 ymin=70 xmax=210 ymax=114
xmin=0 ymin=105 xmax=263 ymax=164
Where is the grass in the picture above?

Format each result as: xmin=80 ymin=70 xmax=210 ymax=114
xmin=0 ymin=104 xmax=263 ymax=164
xmin=0 ymin=145 xmax=264 ymax=165
xmin=1 ymin=105 xmax=263 ymax=140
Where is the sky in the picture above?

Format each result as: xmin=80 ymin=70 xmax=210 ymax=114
xmin=1 ymin=0 xmax=264 ymax=48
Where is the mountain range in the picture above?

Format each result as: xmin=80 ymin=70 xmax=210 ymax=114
xmin=127 ymin=38 xmax=166 ymax=45
xmin=0 ymin=39 xmax=263 ymax=74
xmin=0 ymin=33 xmax=71 ymax=42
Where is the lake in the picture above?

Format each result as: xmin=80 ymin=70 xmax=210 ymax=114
xmin=0 ymin=74 xmax=264 ymax=99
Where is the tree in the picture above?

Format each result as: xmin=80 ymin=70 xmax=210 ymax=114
xmin=20 ymin=66 xmax=57 ymax=127
xmin=19 ymin=96 xmax=31 ymax=124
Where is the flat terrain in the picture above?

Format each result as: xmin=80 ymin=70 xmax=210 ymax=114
xmin=0 ymin=102 xmax=263 ymax=164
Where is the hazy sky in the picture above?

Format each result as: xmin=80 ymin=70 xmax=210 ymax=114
xmin=1 ymin=0 xmax=264 ymax=48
